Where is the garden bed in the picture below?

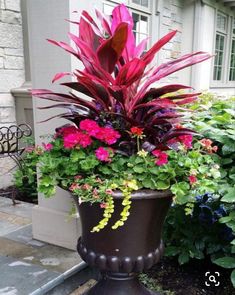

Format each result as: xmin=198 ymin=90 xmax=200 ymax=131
xmin=143 ymin=257 xmax=234 ymax=295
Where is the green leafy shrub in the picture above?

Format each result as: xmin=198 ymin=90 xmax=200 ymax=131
xmin=13 ymin=141 xmax=38 ymax=203
xmin=163 ymin=93 xmax=235 ymax=286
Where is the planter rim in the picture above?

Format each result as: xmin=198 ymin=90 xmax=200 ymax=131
xmin=112 ymin=189 xmax=172 ymax=200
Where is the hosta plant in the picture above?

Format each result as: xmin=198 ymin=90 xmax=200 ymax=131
xmin=32 ymin=4 xmax=220 ymax=232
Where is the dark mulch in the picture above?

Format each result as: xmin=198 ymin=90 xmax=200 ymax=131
xmin=0 ymin=186 xmax=37 ymax=204
xmin=146 ymin=257 xmax=234 ymax=295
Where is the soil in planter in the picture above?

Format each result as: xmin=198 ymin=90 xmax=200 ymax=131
xmin=0 ymin=186 xmax=38 ymax=204
xmin=143 ymin=257 xmax=234 ymax=295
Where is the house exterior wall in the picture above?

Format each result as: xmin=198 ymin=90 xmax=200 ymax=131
xmin=0 ymin=0 xmax=25 ymax=188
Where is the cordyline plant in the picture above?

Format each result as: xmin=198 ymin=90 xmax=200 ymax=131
xmin=31 ymin=4 xmax=220 ymax=232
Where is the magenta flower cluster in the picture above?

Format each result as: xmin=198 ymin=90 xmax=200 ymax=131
xmin=57 ymin=119 xmax=120 ymax=162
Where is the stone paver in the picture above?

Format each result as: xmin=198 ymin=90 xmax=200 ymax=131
xmin=0 ymin=197 xmax=83 ymax=294
xmin=69 ymin=280 xmax=97 ymax=295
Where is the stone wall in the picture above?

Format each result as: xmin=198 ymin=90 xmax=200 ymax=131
xmin=159 ymin=0 xmax=184 ymax=82
xmin=0 ymin=0 xmax=25 ymax=188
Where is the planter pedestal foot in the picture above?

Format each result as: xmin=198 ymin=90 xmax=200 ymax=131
xmin=86 ymin=272 xmax=161 ymax=295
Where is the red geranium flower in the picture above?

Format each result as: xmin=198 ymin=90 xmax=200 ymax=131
xmin=189 ymin=175 xmax=197 ymax=185
xmin=130 ymin=126 xmax=144 ymax=136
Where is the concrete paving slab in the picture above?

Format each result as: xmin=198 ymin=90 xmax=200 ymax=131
xmin=0 ymin=197 xmax=33 ymax=219
xmin=3 ymin=224 xmax=45 ymax=247
xmin=0 ymin=255 xmax=60 ymax=294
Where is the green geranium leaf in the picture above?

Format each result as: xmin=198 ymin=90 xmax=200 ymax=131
xmin=133 ymin=165 xmax=145 ymax=173
xmin=213 ymin=257 xmax=235 ymax=269
xmin=156 ymin=180 xmax=170 ymax=190
xmin=221 ymin=187 xmax=235 ymax=203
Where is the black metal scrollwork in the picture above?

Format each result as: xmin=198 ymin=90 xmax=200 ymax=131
xmin=0 ymin=124 xmax=32 ymax=169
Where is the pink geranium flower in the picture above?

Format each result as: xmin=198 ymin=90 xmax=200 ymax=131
xmin=79 ymin=119 xmax=101 ymax=137
xmin=152 ymin=149 xmax=168 ymax=166
xmin=178 ymin=135 xmax=193 ymax=149
xmin=95 ymin=147 xmax=111 ymax=162
xmin=42 ymin=143 xmax=53 ymax=151
xmin=102 ymin=127 xmax=121 ymax=145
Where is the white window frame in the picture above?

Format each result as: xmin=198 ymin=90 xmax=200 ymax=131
xmin=211 ymin=11 xmax=235 ymax=88
xmin=228 ymin=18 xmax=235 ymax=82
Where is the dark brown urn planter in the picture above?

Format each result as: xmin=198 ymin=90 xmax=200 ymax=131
xmin=77 ymin=189 xmax=172 ymax=295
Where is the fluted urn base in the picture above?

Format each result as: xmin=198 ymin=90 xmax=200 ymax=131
xmin=85 ymin=273 xmax=160 ymax=295
xmin=77 ymin=189 xmax=172 ymax=295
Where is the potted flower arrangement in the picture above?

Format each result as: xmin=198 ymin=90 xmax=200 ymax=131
xmin=32 ymin=4 xmax=220 ymax=295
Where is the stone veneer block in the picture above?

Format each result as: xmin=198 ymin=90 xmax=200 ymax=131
xmin=0 ymin=23 xmax=23 ymax=48
xmin=0 ymin=69 xmax=24 ymax=92
xmin=0 ymin=93 xmax=15 ymax=107
xmin=1 ymin=10 xmax=22 ymax=25
xmin=4 ymin=56 xmax=24 ymax=69
xmin=4 ymin=47 xmax=23 ymax=57
xmin=4 ymin=0 xmax=20 ymax=12
xmin=0 ymin=107 xmax=16 ymax=122
xmin=0 ymin=57 xmax=3 ymax=68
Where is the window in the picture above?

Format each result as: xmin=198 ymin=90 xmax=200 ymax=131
xmin=213 ymin=13 xmax=227 ymax=81
xmin=212 ymin=12 xmax=235 ymax=84
xmin=103 ymin=1 xmax=151 ymax=49
xmin=229 ymin=20 xmax=235 ymax=81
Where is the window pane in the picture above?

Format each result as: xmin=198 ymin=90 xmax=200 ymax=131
xmin=133 ymin=13 xmax=139 ymax=32
xmin=140 ymin=16 xmax=148 ymax=34
xmin=213 ymin=33 xmax=225 ymax=81
xmin=141 ymin=0 xmax=149 ymax=7
xmin=217 ymin=13 xmax=226 ymax=31
xmin=132 ymin=0 xmax=141 ymax=5
xmin=103 ymin=3 xmax=114 ymax=15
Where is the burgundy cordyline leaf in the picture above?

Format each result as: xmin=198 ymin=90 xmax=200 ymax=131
xmin=115 ymin=58 xmax=146 ymax=87
xmin=47 ymin=39 xmax=80 ymax=59
xmin=142 ymin=84 xmax=193 ymax=101
xmin=111 ymin=4 xmax=136 ymax=61
xmin=52 ymin=72 xmax=71 ymax=84
xmin=142 ymin=30 xmax=177 ymax=64
xmin=68 ymin=33 xmax=98 ymax=63
xmin=134 ymin=51 xmax=211 ymax=106
xmin=79 ymin=13 xmax=101 ymax=51
xmin=32 ymin=89 xmax=100 ymax=114
xmin=161 ymin=128 xmax=198 ymax=143
xmin=95 ymin=9 xmax=112 ymax=36
xmin=97 ymin=23 xmax=128 ymax=73
xmin=134 ymin=37 xmax=149 ymax=58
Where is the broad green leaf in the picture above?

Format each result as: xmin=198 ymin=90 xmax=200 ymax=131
xmin=219 ymin=216 xmax=232 ymax=223
xmin=133 ymin=165 xmax=145 ymax=173
xmin=156 ymin=180 xmax=170 ymax=190
xmin=213 ymin=257 xmax=235 ymax=268
xmin=221 ymin=187 xmax=235 ymax=203
xmin=165 ymin=246 xmax=180 ymax=256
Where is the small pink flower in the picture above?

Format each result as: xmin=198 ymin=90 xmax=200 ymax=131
xmin=105 ymin=189 xmax=113 ymax=195
xmin=79 ymin=119 xmax=101 ymax=137
xmin=178 ymin=135 xmax=193 ymax=149
xmin=78 ymin=133 xmax=93 ymax=148
xmin=25 ymin=146 xmax=35 ymax=153
xmin=57 ymin=125 xmax=78 ymax=137
xmin=189 ymin=175 xmax=197 ymax=185
xmin=69 ymin=183 xmax=80 ymax=191
xmin=74 ymin=175 xmax=82 ymax=180
xmin=152 ymin=149 xmax=168 ymax=166
xmin=82 ymin=184 xmax=92 ymax=190
xmin=95 ymin=147 xmax=111 ymax=162
xmin=42 ymin=143 xmax=53 ymax=151
xmin=63 ymin=133 xmax=81 ymax=149
xmin=100 ymin=203 xmax=107 ymax=209
xmin=95 ymin=127 xmax=120 ymax=145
